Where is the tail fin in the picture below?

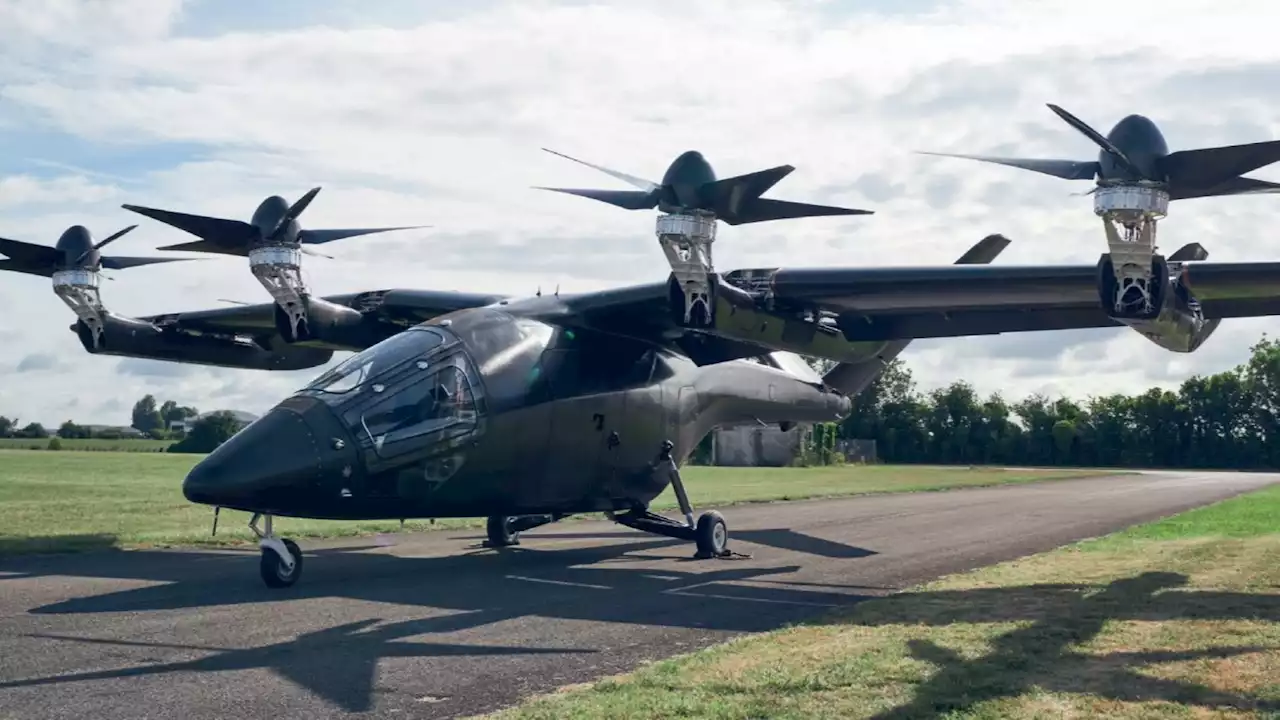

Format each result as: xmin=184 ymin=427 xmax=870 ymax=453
xmin=821 ymin=234 xmax=1011 ymax=396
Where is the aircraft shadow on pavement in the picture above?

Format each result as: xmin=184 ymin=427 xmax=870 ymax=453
xmin=830 ymin=571 xmax=1280 ymax=719
xmin=0 ymin=529 xmax=883 ymax=713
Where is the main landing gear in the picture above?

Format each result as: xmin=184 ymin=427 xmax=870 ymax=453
xmin=251 ymin=513 xmax=303 ymax=588
xmin=483 ymin=513 xmax=568 ymax=548
xmin=610 ymin=440 xmax=733 ymax=560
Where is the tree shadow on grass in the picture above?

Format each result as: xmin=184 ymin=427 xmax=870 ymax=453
xmin=832 ymin=571 xmax=1280 ymax=718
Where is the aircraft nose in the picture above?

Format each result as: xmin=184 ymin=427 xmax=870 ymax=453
xmin=183 ymin=405 xmax=327 ymax=510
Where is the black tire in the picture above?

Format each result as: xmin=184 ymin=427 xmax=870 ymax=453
xmin=694 ymin=510 xmax=728 ymax=559
xmin=486 ymin=515 xmax=520 ymax=547
xmin=260 ymin=538 xmax=303 ymax=588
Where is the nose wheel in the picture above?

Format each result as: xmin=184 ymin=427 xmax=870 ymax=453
xmin=251 ymin=513 xmax=303 ymax=588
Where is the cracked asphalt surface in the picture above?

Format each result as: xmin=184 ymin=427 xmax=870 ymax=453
xmin=0 ymin=469 xmax=1275 ymax=719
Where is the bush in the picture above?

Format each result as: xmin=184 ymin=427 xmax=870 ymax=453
xmin=46 ymin=436 xmax=63 ymax=451
xmin=168 ymin=412 xmax=244 ymax=454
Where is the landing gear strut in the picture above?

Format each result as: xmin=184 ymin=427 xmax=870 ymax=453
xmin=610 ymin=440 xmax=732 ymax=559
xmin=251 ymin=513 xmax=303 ymax=588
xmin=483 ymin=513 xmax=567 ymax=548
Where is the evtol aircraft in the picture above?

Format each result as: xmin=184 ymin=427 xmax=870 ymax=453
xmin=6 ymin=105 xmax=1280 ymax=588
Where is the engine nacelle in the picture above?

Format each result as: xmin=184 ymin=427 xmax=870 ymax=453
xmin=74 ymin=314 xmax=333 ymax=371
xmin=1096 ymin=254 xmax=1221 ymax=353
xmin=273 ymin=295 xmax=384 ymax=349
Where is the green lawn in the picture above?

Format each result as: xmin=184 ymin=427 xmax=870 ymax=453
xmin=0 ymin=449 xmax=1112 ymax=555
xmin=487 ymin=484 xmax=1280 ymax=719
xmin=0 ymin=437 xmax=172 ymax=452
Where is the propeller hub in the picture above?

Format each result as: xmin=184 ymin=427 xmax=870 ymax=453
xmin=661 ymin=151 xmax=717 ymax=187
xmin=1101 ymin=114 xmax=1169 ymax=182
xmin=55 ymin=225 xmax=94 ymax=253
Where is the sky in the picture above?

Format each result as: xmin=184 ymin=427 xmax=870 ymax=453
xmin=2 ymin=0 xmax=1280 ymax=426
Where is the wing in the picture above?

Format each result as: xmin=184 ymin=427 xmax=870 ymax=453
xmin=521 ymin=238 xmax=1280 ymax=364
xmin=132 ymin=289 xmax=509 ymax=352
xmin=763 ymin=260 xmax=1280 ymax=341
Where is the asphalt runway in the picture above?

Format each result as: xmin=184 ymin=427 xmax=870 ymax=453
xmin=0 ymin=470 xmax=1275 ymax=720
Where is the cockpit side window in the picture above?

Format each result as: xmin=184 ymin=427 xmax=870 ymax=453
xmin=360 ymin=353 xmax=480 ymax=461
xmin=305 ymin=327 xmax=447 ymax=395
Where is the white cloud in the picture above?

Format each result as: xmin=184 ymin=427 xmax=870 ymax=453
xmin=2 ymin=0 xmax=1279 ymax=424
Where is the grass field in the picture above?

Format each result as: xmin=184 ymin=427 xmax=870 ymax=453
xmin=0 ymin=449 xmax=1113 ymax=555
xmin=0 ymin=437 xmax=172 ymax=452
xmin=489 ymin=485 xmax=1280 ymax=719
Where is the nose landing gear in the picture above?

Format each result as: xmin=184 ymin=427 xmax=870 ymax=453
xmin=251 ymin=513 xmax=303 ymax=588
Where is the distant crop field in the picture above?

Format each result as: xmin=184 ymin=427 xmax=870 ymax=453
xmin=0 ymin=437 xmax=172 ymax=452
xmin=0 ymin=449 xmax=1118 ymax=555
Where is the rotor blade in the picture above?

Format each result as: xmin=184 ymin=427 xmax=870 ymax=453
xmin=541 ymin=148 xmax=660 ymax=191
xmin=1045 ymin=103 xmax=1143 ymax=176
xmin=299 ymin=245 xmax=333 ymax=259
xmin=75 ymin=224 xmax=141 ymax=265
xmin=1168 ymin=175 xmax=1280 ymax=201
xmin=286 ymin=187 xmax=321 ymax=222
xmin=155 ymin=239 xmax=247 ymax=257
xmin=298 ymin=226 xmax=429 ymax=245
xmin=718 ymin=198 xmax=874 ymax=226
xmin=916 ymin=151 xmax=1100 ymax=180
xmin=0 ymin=236 xmax=60 ymax=266
xmin=121 ymin=204 xmax=257 ymax=245
xmin=93 ymin=224 xmax=138 ymax=251
xmin=704 ymin=165 xmax=796 ymax=215
xmin=100 ymin=256 xmax=197 ymax=270
xmin=534 ymin=186 xmax=660 ymax=211
xmin=269 ymin=187 xmax=322 ymax=239
xmin=1161 ymin=141 xmax=1280 ymax=193
xmin=0 ymin=258 xmax=54 ymax=278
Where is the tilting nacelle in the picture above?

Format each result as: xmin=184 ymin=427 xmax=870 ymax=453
xmin=73 ymin=314 xmax=333 ymax=371
xmin=1094 ymin=181 xmax=1169 ymax=317
xmin=271 ymin=294 xmax=384 ymax=349
xmin=1097 ymin=244 xmax=1220 ymax=353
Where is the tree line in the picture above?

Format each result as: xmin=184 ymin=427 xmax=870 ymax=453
xmin=1 ymin=394 xmax=243 ymax=453
xmin=830 ymin=336 xmax=1280 ymax=469
xmin=0 ymin=395 xmax=200 ymax=441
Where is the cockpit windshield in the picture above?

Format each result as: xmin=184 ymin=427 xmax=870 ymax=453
xmin=305 ymin=327 xmax=447 ymax=395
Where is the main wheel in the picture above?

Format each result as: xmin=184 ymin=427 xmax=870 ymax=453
xmin=486 ymin=515 xmax=520 ymax=547
xmin=694 ymin=510 xmax=728 ymax=559
xmin=260 ymin=538 xmax=303 ymax=588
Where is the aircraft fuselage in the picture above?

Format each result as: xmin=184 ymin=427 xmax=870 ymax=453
xmin=183 ymin=304 xmax=852 ymax=522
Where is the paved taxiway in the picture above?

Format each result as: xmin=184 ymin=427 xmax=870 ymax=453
xmin=0 ymin=469 xmax=1275 ymax=719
